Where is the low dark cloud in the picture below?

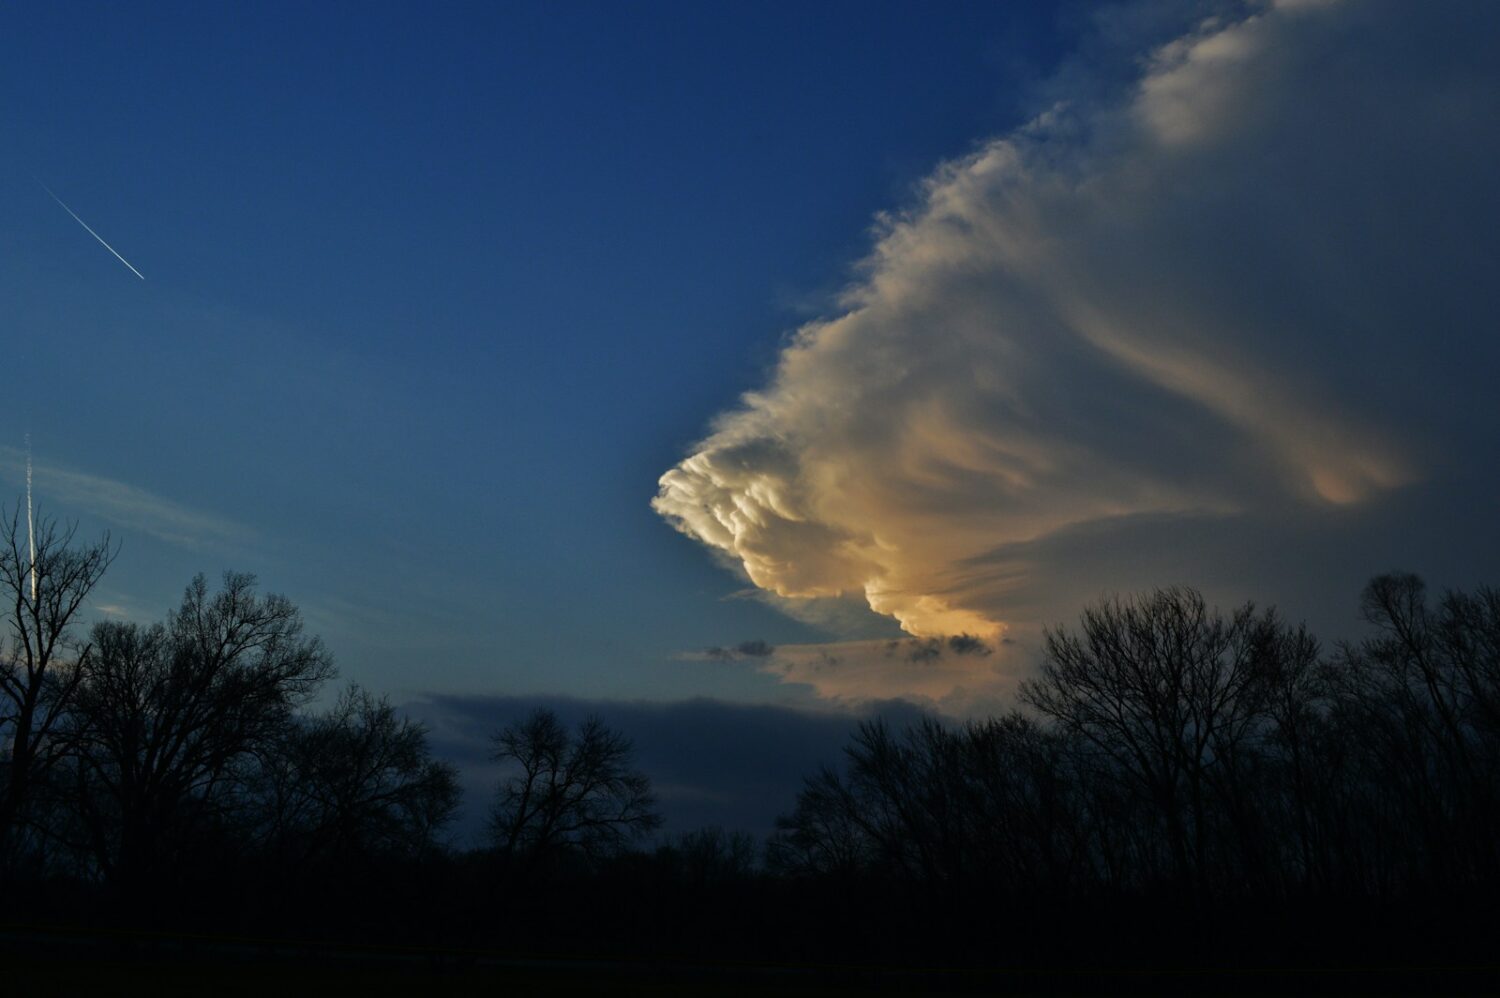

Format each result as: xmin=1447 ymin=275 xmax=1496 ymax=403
xmin=906 ymin=640 xmax=942 ymax=664
xmin=401 ymin=694 xmax=928 ymax=846
xmin=898 ymin=636 xmax=990 ymax=662
xmin=704 ymin=639 xmax=776 ymax=661
xmin=946 ymin=634 xmax=991 ymax=657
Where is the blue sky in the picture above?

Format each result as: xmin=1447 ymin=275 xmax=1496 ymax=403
xmin=1 ymin=1 xmax=1073 ymax=701
xmin=4 ymin=1 xmax=1498 ymax=725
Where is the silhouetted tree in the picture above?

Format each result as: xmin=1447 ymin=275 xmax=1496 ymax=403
xmin=767 ymin=764 xmax=870 ymax=878
xmin=772 ymin=576 xmax=1500 ymax=937
xmin=1331 ymin=573 xmax=1500 ymax=888
xmin=490 ymin=709 xmax=659 ymax=868
xmin=5 ymin=567 xmax=1498 ymax=970
xmin=70 ymin=573 xmax=334 ymax=888
xmin=660 ymin=825 xmax=759 ymax=887
xmin=1246 ymin=618 xmax=1331 ymax=892
xmin=0 ymin=510 xmax=114 ymax=871
xmin=1019 ymin=587 xmax=1283 ymax=894
xmin=953 ymin=712 xmax=1088 ymax=893
xmin=256 ymin=684 xmax=459 ymax=867
xmin=770 ymin=713 xmax=1085 ymax=894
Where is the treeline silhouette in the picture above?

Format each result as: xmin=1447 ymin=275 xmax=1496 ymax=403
xmin=3 ymin=511 xmax=1498 ymax=980
xmin=775 ymin=581 xmax=1500 ymax=898
xmin=766 ymin=582 xmax=1500 ymax=969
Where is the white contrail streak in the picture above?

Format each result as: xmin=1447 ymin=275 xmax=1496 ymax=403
xmin=25 ymin=433 xmax=37 ymax=605
xmin=39 ymin=182 xmax=145 ymax=280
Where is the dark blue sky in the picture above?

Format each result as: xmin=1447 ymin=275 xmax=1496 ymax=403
xmin=4 ymin=1 xmax=1497 ymax=723
xmin=1 ymin=2 xmax=1073 ymax=700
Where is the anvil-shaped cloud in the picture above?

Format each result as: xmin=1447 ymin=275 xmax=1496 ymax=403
xmin=656 ymin=0 xmax=1500 ymax=698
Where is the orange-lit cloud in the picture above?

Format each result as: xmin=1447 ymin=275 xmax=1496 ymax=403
xmin=656 ymin=0 xmax=1499 ymax=702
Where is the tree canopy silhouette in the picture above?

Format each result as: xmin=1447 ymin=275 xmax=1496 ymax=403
xmin=257 ymin=684 xmax=460 ymax=868
xmin=0 ymin=509 xmax=114 ymax=872
xmin=490 ymin=708 xmax=660 ymax=867
xmin=69 ymin=573 xmax=336 ymax=887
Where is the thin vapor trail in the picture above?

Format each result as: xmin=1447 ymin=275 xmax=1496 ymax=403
xmin=25 ymin=434 xmax=37 ymax=604
xmin=38 ymin=182 xmax=145 ymax=280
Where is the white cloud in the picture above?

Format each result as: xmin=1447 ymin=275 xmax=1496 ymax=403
xmin=656 ymin=0 xmax=1500 ymax=701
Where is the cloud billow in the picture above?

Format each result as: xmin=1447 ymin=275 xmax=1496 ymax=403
xmin=655 ymin=1 xmax=1500 ymax=699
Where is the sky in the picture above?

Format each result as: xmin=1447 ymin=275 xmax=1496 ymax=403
xmin=4 ymin=1 xmax=1499 ymax=835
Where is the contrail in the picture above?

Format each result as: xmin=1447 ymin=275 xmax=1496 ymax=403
xmin=25 ymin=433 xmax=37 ymax=604
xmin=38 ymin=182 xmax=145 ymax=280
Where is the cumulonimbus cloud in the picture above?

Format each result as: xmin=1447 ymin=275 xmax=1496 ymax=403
xmin=656 ymin=0 xmax=1500 ymax=697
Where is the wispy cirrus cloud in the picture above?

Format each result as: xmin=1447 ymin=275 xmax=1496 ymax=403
xmin=0 ymin=446 xmax=250 ymax=550
xmin=656 ymin=0 xmax=1500 ymax=702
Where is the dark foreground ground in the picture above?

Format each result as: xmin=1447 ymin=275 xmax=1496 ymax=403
xmin=5 ymin=923 xmax=1499 ymax=997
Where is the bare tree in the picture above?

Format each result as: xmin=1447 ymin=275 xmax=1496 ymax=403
xmin=257 ymin=684 xmax=459 ymax=866
xmin=1019 ymin=587 xmax=1281 ymax=893
xmin=0 ymin=509 xmax=114 ymax=868
xmin=71 ymin=572 xmax=334 ymax=886
xmin=770 ymin=714 xmax=1086 ymax=891
xmin=1333 ymin=573 xmax=1500 ymax=887
xmin=663 ymin=825 xmax=760 ymax=886
xmin=490 ymin=709 xmax=659 ymax=866
xmin=767 ymin=764 xmax=870 ymax=879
